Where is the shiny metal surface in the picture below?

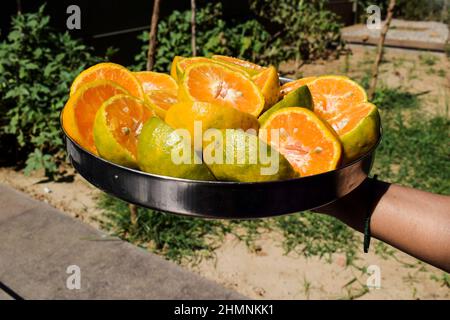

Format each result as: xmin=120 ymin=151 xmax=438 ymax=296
xmin=62 ymin=77 xmax=380 ymax=219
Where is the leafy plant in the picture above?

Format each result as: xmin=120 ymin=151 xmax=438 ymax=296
xmin=0 ymin=5 xmax=107 ymax=177
xmin=133 ymin=1 xmax=343 ymax=73
xmin=250 ymin=0 xmax=344 ymax=69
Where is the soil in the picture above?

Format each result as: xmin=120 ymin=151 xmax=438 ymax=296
xmin=1 ymin=45 xmax=449 ymax=300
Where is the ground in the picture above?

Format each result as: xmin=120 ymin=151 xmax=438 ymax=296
xmin=1 ymin=44 xmax=449 ymax=300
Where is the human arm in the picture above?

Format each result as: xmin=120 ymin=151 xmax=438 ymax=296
xmin=315 ymin=179 xmax=450 ymax=272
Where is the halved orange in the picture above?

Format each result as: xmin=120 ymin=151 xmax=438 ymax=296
xmin=260 ymin=107 xmax=342 ymax=176
xmin=134 ymin=71 xmax=179 ymax=117
xmin=212 ymin=55 xmax=264 ymax=75
xmin=179 ymin=62 xmax=265 ymax=117
xmin=93 ymin=95 xmax=155 ymax=168
xmin=252 ymin=66 xmax=280 ymax=111
xmin=70 ymin=63 xmax=146 ymax=100
xmin=327 ymin=102 xmax=380 ymax=162
xmin=134 ymin=71 xmax=178 ymax=95
xmin=280 ymin=76 xmax=317 ymax=97
xmin=62 ymin=80 xmax=129 ymax=154
xmin=307 ymin=76 xmax=367 ymax=120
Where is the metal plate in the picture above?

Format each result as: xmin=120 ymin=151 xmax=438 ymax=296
xmin=62 ymin=77 xmax=380 ymax=219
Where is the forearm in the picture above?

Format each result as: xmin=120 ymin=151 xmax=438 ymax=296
xmin=316 ymin=179 xmax=450 ymax=272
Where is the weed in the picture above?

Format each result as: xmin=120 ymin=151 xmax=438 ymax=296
xmin=419 ymin=54 xmax=438 ymax=66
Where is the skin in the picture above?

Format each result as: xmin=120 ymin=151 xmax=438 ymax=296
xmin=314 ymin=178 xmax=450 ymax=272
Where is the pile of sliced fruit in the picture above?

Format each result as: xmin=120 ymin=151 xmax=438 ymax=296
xmin=62 ymin=55 xmax=380 ymax=182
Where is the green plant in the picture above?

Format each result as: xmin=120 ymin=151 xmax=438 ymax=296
xmin=133 ymin=1 xmax=343 ymax=73
xmin=250 ymin=0 xmax=344 ymax=68
xmin=0 ymin=5 xmax=108 ymax=177
xmin=419 ymin=54 xmax=438 ymax=66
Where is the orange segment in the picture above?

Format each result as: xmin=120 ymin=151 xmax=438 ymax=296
xmin=212 ymin=55 xmax=264 ymax=75
xmin=328 ymin=102 xmax=374 ymax=136
xmin=280 ymin=76 xmax=316 ymax=96
xmin=307 ymin=76 xmax=367 ymax=120
xmin=104 ymin=96 xmax=153 ymax=158
xmin=134 ymin=71 xmax=178 ymax=95
xmin=70 ymin=62 xmax=145 ymax=100
xmin=147 ymin=90 xmax=178 ymax=111
xmin=179 ymin=62 xmax=265 ymax=117
xmin=260 ymin=107 xmax=342 ymax=176
xmin=93 ymin=95 xmax=154 ymax=168
xmin=62 ymin=80 xmax=128 ymax=154
xmin=252 ymin=66 xmax=280 ymax=111
xmin=134 ymin=71 xmax=179 ymax=117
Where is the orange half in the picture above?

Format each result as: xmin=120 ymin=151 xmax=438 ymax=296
xmin=260 ymin=107 xmax=342 ymax=176
xmin=179 ymin=62 xmax=265 ymax=117
xmin=70 ymin=62 xmax=145 ymax=100
xmin=134 ymin=71 xmax=178 ymax=95
xmin=95 ymin=95 xmax=154 ymax=163
xmin=134 ymin=71 xmax=179 ymax=117
xmin=307 ymin=76 xmax=367 ymax=120
xmin=62 ymin=80 xmax=128 ymax=154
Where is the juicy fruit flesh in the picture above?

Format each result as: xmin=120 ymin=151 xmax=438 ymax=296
xmin=70 ymin=63 xmax=144 ymax=99
xmin=262 ymin=108 xmax=341 ymax=176
xmin=308 ymin=77 xmax=367 ymax=120
xmin=328 ymin=102 xmax=375 ymax=136
xmin=104 ymin=96 xmax=153 ymax=157
xmin=134 ymin=71 xmax=178 ymax=95
xmin=147 ymin=90 xmax=178 ymax=111
xmin=182 ymin=63 xmax=264 ymax=116
xmin=64 ymin=81 xmax=127 ymax=153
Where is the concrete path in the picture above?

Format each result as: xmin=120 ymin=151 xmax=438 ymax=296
xmin=0 ymin=184 xmax=245 ymax=300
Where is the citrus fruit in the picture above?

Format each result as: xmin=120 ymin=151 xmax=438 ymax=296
xmin=170 ymin=55 xmax=185 ymax=81
xmin=179 ymin=62 xmax=265 ymax=117
xmin=165 ymin=101 xmax=259 ymax=140
xmin=175 ymin=57 xmax=213 ymax=80
xmin=211 ymin=55 xmax=264 ymax=76
xmin=144 ymin=90 xmax=178 ymax=118
xmin=307 ymin=75 xmax=367 ymax=120
xmin=327 ymin=102 xmax=380 ymax=162
xmin=176 ymin=57 xmax=248 ymax=79
xmin=279 ymin=76 xmax=317 ymax=97
xmin=134 ymin=71 xmax=178 ymax=95
xmin=62 ymin=80 xmax=129 ymax=154
xmin=258 ymin=85 xmax=313 ymax=125
xmin=134 ymin=71 xmax=179 ymax=118
xmin=70 ymin=63 xmax=146 ymax=101
xmin=260 ymin=107 xmax=342 ymax=176
xmin=137 ymin=117 xmax=215 ymax=180
xmin=93 ymin=95 xmax=154 ymax=168
xmin=252 ymin=66 xmax=280 ymax=111
xmin=202 ymin=129 xmax=298 ymax=182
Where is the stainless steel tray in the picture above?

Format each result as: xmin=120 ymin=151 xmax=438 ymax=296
xmin=62 ymin=77 xmax=380 ymax=219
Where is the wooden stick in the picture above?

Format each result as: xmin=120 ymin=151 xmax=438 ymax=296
xmin=146 ymin=0 xmax=162 ymax=71
xmin=129 ymin=204 xmax=138 ymax=226
xmin=368 ymin=0 xmax=396 ymax=100
xmin=191 ymin=0 xmax=197 ymax=56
